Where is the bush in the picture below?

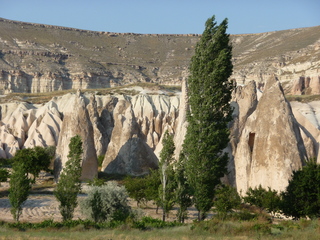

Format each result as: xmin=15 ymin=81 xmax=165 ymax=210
xmin=81 ymin=181 xmax=132 ymax=223
xmin=0 ymin=168 xmax=9 ymax=183
xmin=214 ymin=185 xmax=241 ymax=219
xmin=133 ymin=216 xmax=182 ymax=230
xmin=87 ymin=177 xmax=105 ymax=187
xmin=281 ymin=160 xmax=320 ymax=219
xmin=243 ymin=185 xmax=281 ymax=214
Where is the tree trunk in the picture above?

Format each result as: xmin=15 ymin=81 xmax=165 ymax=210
xmin=162 ymin=209 xmax=166 ymax=222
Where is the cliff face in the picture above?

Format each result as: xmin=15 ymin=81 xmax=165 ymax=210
xmin=1 ymin=18 xmax=320 ymax=191
xmin=1 ymin=18 xmax=319 ymax=95
xmin=0 ymin=85 xmax=186 ymax=179
xmin=0 ymin=80 xmax=318 ymax=191
xmin=231 ymin=76 xmax=306 ymax=193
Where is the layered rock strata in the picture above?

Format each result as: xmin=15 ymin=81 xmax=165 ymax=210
xmin=1 ymin=18 xmax=319 ymax=95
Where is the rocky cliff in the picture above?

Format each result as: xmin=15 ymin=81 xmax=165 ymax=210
xmin=230 ymin=76 xmax=307 ymax=192
xmin=0 ymin=85 xmax=186 ymax=179
xmin=1 ymin=18 xmax=319 ymax=95
xmin=0 ymin=79 xmax=319 ymax=191
xmin=1 ymin=18 xmax=320 ymax=191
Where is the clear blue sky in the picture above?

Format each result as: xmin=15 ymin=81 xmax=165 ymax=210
xmin=1 ymin=0 xmax=319 ymax=34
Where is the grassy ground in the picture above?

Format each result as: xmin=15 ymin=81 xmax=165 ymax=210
xmin=0 ymin=218 xmax=319 ymax=240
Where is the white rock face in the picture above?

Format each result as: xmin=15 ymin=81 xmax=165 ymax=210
xmin=233 ymin=75 xmax=307 ymax=193
xmin=290 ymin=101 xmax=320 ymax=161
xmin=0 ymin=77 xmax=319 ymax=188
xmin=101 ymin=97 xmax=158 ymax=175
xmin=0 ymin=88 xmax=185 ymax=178
xmin=54 ymin=92 xmax=98 ymax=180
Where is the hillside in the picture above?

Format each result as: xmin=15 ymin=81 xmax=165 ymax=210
xmin=0 ymin=18 xmax=319 ymax=94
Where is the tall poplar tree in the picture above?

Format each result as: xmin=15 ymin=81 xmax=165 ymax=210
xmin=159 ymin=130 xmax=176 ymax=222
xmin=54 ymin=135 xmax=83 ymax=221
xmin=183 ymin=15 xmax=234 ymax=221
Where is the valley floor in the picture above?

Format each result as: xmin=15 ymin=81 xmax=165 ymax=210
xmin=0 ymin=186 xmax=202 ymax=223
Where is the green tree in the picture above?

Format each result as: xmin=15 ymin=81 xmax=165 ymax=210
xmin=144 ymin=168 xmax=161 ymax=213
xmin=183 ymin=15 xmax=234 ymax=221
xmin=214 ymin=185 xmax=241 ymax=220
xmin=9 ymin=164 xmax=31 ymax=221
xmin=54 ymin=135 xmax=83 ymax=221
xmin=243 ymin=185 xmax=281 ymax=215
xmin=281 ymin=160 xmax=320 ymax=219
xmin=123 ymin=176 xmax=148 ymax=207
xmin=174 ymin=152 xmax=192 ymax=223
xmin=159 ymin=130 xmax=176 ymax=221
xmin=0 ymin=168 xmax=9 ymax=183
xmin=0 ymin=158 xmax=12 ymax=185
xmin=13 ymin=146 xmax=53 ymax=182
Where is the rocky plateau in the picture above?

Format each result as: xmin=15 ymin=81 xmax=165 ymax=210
xmin=0 ymin=18 xmax=320 ymax=193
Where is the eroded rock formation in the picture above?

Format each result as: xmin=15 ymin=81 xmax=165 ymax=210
xmin=232 ymin=75 xmax=307 ymax=193
xmin=0 ymin=85 xmax=187 ymax=178
xmin=0 ymin=74 xmax=319 ymax=191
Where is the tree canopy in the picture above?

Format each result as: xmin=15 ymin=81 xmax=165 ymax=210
xmin=183 ymin=15 xmax=234 ymax=220
xmin=54 ymin=135 xmax=83 ymax=221
xmin=281 ymin=160 xmax=320 ymax=219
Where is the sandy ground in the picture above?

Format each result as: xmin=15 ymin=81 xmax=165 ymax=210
xmin=0 ymin=184 xmax=202 ymax=223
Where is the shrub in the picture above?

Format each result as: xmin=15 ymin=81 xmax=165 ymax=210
xmin=214 ymin=184 xmax=241 ymax=219
xmin=281 ymin=160 xmax=320 ymax=219
xmin=0 ymin=168 xmax=9 ymax=183
xmin=133 ymin=216 xmax=182 ymax=230
xmin=81 ymin=181 xmax=132 ymax=223
xmin=87 ymin=177 xmax=105 ymax=186
xmin=243 ymin=185 xmax=281 ymax=214
xmin=97 ymin=155 xmax=105 ymax=168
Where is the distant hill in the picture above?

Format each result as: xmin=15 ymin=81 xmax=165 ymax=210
xmin=0 ymin=18 xmax=319 ymax=94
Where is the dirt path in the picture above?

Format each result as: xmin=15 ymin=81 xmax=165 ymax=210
xmin=0 ymin=186 xmax=201 ymax=223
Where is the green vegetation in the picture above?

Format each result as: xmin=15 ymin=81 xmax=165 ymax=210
xmin=81 ymin=182 xmax=132 ymax=223
xmin=281 ymin=159 xmax=320 ymax=219
xmin=243 ymin=185 xmax=281 ymax=215
xmin=174 ymin=152 xmax=192 ymax=223
xmin=8 ymin=163 xmax=32 ymax=222
xmin=123 ymin=169 xmax=161 ymax=209
xmin=183 ymin=15 xmax=234 ymax=221
xmin=158 ymin=130 xmax=176 ymax=221
xmin=214 ymin=185 xmax=241 ymax=219
xmin=0 ymin=168 xmax=9 ymax=183
xmin=0 ymin=214 xmax=319 ymax=240
xmin=12 ymin=146 xmax=53 ymax=182
xmin=54 ymin=135 xmax=83 ymax=221
xmin=7 ymin=146 xmax=54 ymax=221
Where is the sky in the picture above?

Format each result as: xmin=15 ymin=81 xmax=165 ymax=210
xmin=1 ymin=0 xmax=319 ymax=35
